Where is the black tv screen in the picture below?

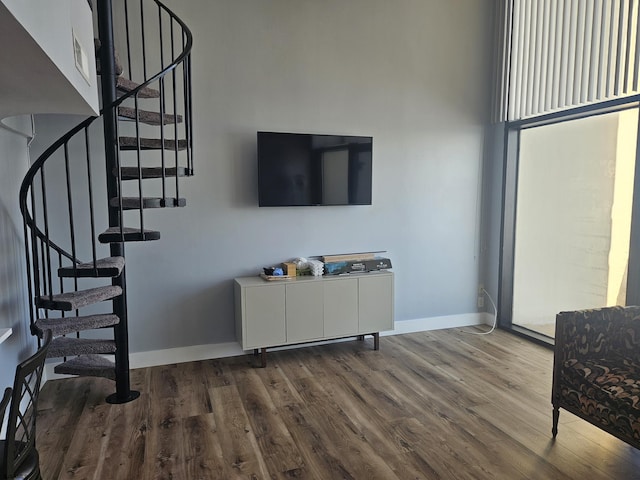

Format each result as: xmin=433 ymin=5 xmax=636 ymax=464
xmin=257 ymin=131 xmax=373 ymax=206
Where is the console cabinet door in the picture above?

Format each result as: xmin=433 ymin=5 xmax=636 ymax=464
xmin=324 ymin=278 xmax=359 ymax=337
xmin=358 ymin=274 xmax=394 ymax=333
xmin=286 ymin=282 xmax=324 ymax=342
xmin=244 ymin=285 xmax=286 ymax=348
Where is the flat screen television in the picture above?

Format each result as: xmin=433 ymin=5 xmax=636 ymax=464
xmin=257 ymin=131 xmax=373 ymax=207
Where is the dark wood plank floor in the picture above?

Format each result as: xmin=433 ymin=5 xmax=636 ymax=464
xmin=37 ymin=328 xmax=640 ymax=479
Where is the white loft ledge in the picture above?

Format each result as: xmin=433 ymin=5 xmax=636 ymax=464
xmin=0 ymin=0 xmax=99 ymax=120
xmin=0 ymin=328 xmax=12 ymax=345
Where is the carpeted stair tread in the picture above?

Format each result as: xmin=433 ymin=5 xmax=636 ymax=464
xmin=119 ymin=137 xmax=188 ymax=151
xmin=36 ymin=285 xmax=122 ymax=311
xmin=117 ymin=166 xmax=192 ymax=180
xmin=98 ymin=227 xmax=161 ymax=243
xmin=49 ymin=337 xmax=117 ymax=358
xmin=58 ymin=256 xmax=125 ymax=278
xmin=109 ymin=197 xmax=187 ymax=209
xmin=116 ymin=76 xmax=160 ymax=98
xmin=118 ymin=106 xmax=182 ymax=125
xmin=54 ymin=355 xmax=116 ymax=380
xmin=34 ymin=314 xmax=120 ymax=337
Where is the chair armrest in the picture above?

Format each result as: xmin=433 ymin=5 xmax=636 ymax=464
xmin=0 ymin=387 xmax=12 ymax=432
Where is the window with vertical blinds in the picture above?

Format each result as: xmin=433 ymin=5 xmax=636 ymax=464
xmin=494 ymin=0 xmax=640 ymax=122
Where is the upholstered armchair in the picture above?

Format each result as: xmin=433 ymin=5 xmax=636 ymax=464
xmin=552 ymin=306 xmax=640 ymax=449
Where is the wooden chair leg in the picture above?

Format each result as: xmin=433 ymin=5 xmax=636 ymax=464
xmin=552 ymin=406 xmax=560 ymax=438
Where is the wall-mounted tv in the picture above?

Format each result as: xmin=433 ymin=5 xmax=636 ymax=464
xmin=257 ymin=131 xmax=373 ymax=207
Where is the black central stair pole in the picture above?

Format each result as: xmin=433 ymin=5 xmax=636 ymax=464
xmin=97 ymin=0 xmax=140 ymax=404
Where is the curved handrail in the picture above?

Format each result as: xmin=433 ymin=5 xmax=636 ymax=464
xmin=19 ymin=0 xmax=193 ymax=263
xmin=19 ymin=115 xmax=98 ymax=262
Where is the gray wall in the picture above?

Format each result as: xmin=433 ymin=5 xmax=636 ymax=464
xmin=32 ymin=0 xmax=496 ymax=353
xmin=478 ymin=123 xmax=505 ymax=314
xmin=0 ymin=119 xmax=34 ymax=397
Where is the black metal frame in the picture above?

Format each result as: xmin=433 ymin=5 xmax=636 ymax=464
xmin=498 ymin=96 xmax=640 ymax=343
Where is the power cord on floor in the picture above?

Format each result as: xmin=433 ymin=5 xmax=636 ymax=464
xmin=467 ymin=286 xmax=497 ymax=335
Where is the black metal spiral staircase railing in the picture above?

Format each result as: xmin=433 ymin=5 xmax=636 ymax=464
xmin=18 ymin=0 xmax=193 ymax=404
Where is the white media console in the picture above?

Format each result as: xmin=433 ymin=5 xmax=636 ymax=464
xmin=234 ymin=271 xmax=394 ymax=366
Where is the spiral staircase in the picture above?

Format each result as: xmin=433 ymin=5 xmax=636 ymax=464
xmin=18 ymin=0 xmax=193 ymax=403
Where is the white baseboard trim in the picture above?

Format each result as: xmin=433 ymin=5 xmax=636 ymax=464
xmin=130 ymin=341 xmax=245 ymax=369
xmin=383 ymin=312 xmax=494 ymax=336
xmin=43 ymin=312 xmax=495 ymax=381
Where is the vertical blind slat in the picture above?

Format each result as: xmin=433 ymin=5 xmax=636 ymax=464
xmin=540 ymin=0 xmax=551 ymax=112
xmin=551 ymin=0 xmax=563 ymax=109
xmin=533 ymin=0 xmax=546 ymax=113
xmin=582 ymin=0 xmax=600 ymax=102
xmin=566 ymin=0 xmax=578 ymax=105
xmin=525 ymin=0 xmax=536 ymax=116
xmin=596 ymin=0 xmax=609 ymax=99
xmin=559 ymin=0 xmax=571 ymax=108
xmin=498 ymin=0 xmax=509 ymax=122
xmin=573 ymin=0 xmax=586 ymax=104
xmin=502 ymin=0 xmax=513 ymax=121
xmin=511 ymin=0 xmax=520 ymax=120
xmin=545 ymin=0 xmax=557 ymax=111
xmin=614 ymin=0 xmax=626 ymax=96
xmin=607 ymin=0 xmax=619 ymax=98
xmin=519 ymin=0 xmax=527 ymax=117
xmin=634 ymin=0 xmax=640 ymax=90
xmin=624 ymin=0 xmax=635 ymax=93
xmin=509 ymin=1 xmax=516 ymax=120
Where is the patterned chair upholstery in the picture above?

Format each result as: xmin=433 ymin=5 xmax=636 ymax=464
xmin=552 ymin=306 xmax=640 ymax=449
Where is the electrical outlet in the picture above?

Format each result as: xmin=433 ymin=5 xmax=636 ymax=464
xmin=477 ymin=283 xmax=485 ymax=309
